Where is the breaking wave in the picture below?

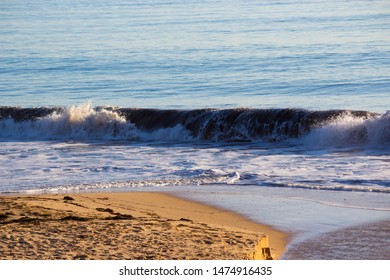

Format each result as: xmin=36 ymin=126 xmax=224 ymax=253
xmin=0 ymin=103 xmax=388 ymax=146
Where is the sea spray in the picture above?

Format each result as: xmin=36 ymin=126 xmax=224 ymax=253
xmin=0 ymin=104 xmax=388 ymax=146
xmin=303 ymin=111 xmax=390 ymax=146
xmin=0 ymin=103 xmax=193 ymax=141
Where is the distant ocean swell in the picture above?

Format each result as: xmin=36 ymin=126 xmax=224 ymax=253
xmin=0 ymin=103 xmax=389 ymax=146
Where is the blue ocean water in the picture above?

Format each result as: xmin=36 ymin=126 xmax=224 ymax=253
xmin=1 ymin=0 xmax=389 ymax=110
xmin=1 ymin=0 xmax=389 ymax=259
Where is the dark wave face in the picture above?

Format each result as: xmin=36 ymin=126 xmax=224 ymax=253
xmin=117 ymin=107 xmax=379 ymax=141
xmin=0 ymin=104 xmax=388 ymax=145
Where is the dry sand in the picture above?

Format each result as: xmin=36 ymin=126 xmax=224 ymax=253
xmin=0 ymin=192 xmax=288 ymax=260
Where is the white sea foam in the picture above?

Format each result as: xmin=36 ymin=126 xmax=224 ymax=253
xmin=2 ymin=170 xmax=240 ymax=194
xmin=303 ymin=111 xmax=390 ymax=146
xmin=0 ymin=103 xmax=193 ymax=142
xmin=1 ymin=0 xmax=390 ymax=261
xmin=1 ymin=104 xmax=389 ymax=149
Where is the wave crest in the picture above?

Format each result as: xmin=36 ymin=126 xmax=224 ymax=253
xmin=0 ymin=104 xmax=388 ymax=146
xmin=303 ymin=111 xmax=390 ymax=146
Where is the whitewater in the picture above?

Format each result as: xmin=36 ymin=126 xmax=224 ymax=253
xmin=0 ymin=104 xmax=389 ymax=260
xmin=1 ymin=102 xmax=389 ymax=193
xmin=1 ymin=0 xmax=389 ymax=259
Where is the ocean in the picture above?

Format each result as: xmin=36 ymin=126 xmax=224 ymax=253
xmin=1 ymin=0 xmax=389 ymax=259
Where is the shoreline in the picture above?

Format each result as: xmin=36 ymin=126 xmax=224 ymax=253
xmin=0 ymin=192 xmax=289 ymax=260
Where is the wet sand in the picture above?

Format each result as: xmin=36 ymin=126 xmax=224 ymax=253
xmin=0 ymin=192 xmax=288 ymax=260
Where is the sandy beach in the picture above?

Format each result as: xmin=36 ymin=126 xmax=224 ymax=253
xmin=0 ymin=192 xmax=288 ymax=260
